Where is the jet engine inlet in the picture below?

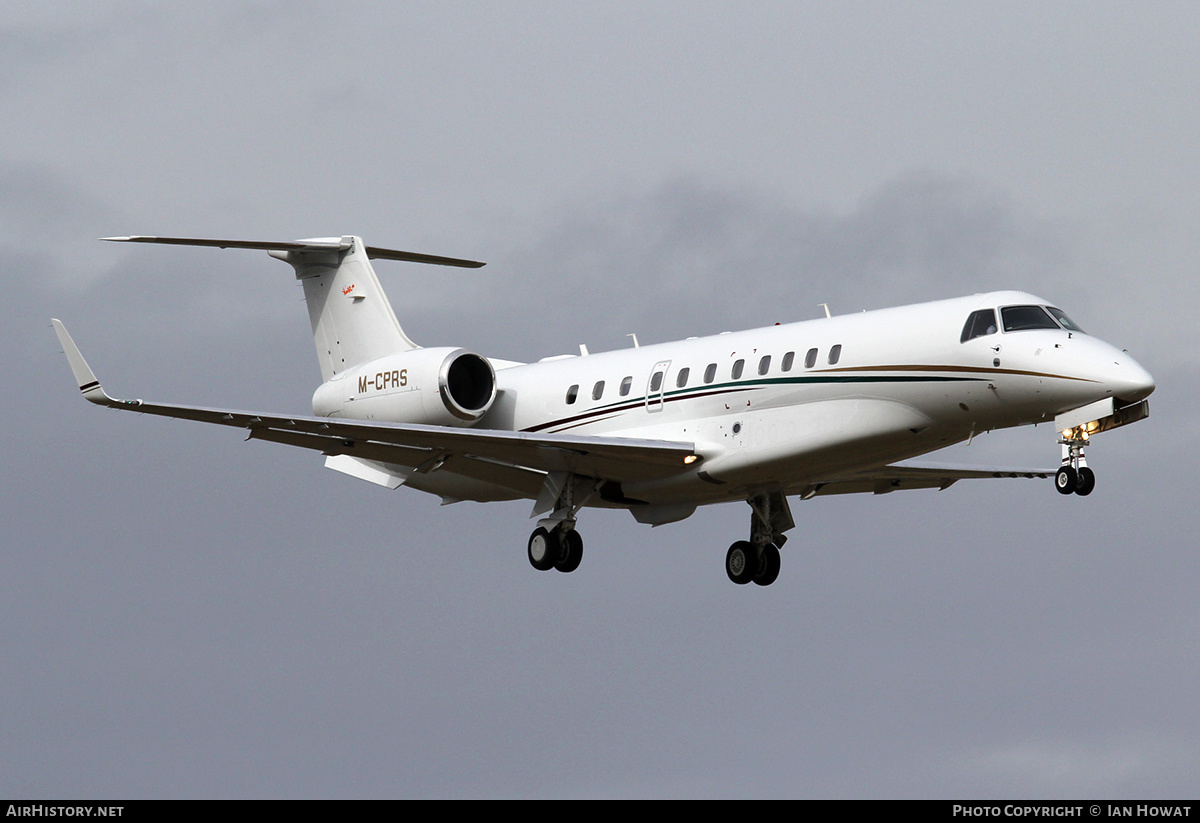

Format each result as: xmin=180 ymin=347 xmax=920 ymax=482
xmin=440 ymin=351 xmax=496 ymax=421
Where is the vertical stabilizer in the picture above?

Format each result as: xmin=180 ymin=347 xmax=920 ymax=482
xmin=271 ymin=236 xmax=416 ymax=381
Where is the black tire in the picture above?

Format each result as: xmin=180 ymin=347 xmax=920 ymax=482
xmin=555 ymin=529 xmax=584 ymax=573
xmin=726 ymin=541 xmax=754 ymax=585
xmin=753 ymin=544 xmax=781 ymax=587
xmin=1055 ymin=466 xmax=1077 ymax=495
xmin=527 ymin=527 xmax=556 ymax=571
xmin=1075 ymin=467 xmax=1096 ymax=496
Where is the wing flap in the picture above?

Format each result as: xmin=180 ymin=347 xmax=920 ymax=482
xmin=251 ymin=427 xmax=546 ymax=497
xmin=799 ymin=462 xmax=1053 ymax=498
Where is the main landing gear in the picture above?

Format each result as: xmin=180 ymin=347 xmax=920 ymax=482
xmin=725 ymin=491 xmax=793 ymax=587
xmin=528 ymin=525 xmax=584 ymax=573
xmin=523 ymin=476 xmax=797 ymax=586
xmin=1056 ymin=430 xmax=1096 ymax=497
xmin=527 ymin=471 xmax=595 ymax=574
xmin=725 ymin=541 xmax=780 ymax=586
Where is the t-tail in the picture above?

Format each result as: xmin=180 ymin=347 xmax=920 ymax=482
xmin=103 ymin=235 xmax=484 ymax=381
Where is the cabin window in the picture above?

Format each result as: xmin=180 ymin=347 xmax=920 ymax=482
xmin=650 ymin=371 xmax=664 ymax=392
xmin=704 ymin=363 xmax=717 ymax=383
xmin=731 ymin=359 xmax=744 ymax=380
xmin=828 ymin=345 xmax=841 ymax=365
xmin=805 ymin=348 xmax=818 ymax=368
xmin=960 ymin=309 xmax=998 ymax=342
xmin=676 ymin=367 xmax=690 ymax=388
xmin=565 ymin=384 xmax=579 ymax=404
xmin=782 ymin=351 xmax=795 ymax=372
xmin=1001 ymin=305 xmax=1059 ymax=332
xmin=592 ymin=380 xmax=605 ymax=401
xmin=758 ymin=355 xmax=771 ymax=376
xmin=620 ymin=376 xmax=633 ymax=396
xmin=1046 ymin=307 xmax=1086 ymax=333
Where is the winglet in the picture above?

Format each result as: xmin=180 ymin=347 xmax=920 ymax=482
xmin=51 ymin=319 xmax=118 ymax=406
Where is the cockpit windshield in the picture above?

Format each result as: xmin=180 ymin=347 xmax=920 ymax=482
xmin=1001 ymin=305 xmax=1060 ymax=332
xmin=960 ymin=309 xmax=998 ymax=343
xmin=962 ymin=304 xmax=1088 ymax=342
xmin=1045 ymin=307 xmax=1086 ymax=333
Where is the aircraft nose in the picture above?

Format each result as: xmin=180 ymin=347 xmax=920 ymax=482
xmin=1113 ymin=354 xmax=1155 ymax=403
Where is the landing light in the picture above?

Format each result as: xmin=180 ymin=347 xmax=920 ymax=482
xmin=684 ymin=454 xmax=700 ymax=465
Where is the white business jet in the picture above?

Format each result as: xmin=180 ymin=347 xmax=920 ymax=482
xmin=52 ymin=235 xmax=1155 ymax=586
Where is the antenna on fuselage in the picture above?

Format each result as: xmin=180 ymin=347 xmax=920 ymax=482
xmin=819 ymin=303 xmax=832 ymax=318
xmin=627 ymin=333 xmax=640 ymax=348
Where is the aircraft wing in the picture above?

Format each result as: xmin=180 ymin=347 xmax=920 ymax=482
xmin=52 ymin=320 xmax=696 ymax=489
xmin=798 ymin=462 xmax=1053 ymax=498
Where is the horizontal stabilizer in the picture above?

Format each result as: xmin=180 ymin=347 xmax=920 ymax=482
xmin=102 ymin=235 xmax=485 ymax=268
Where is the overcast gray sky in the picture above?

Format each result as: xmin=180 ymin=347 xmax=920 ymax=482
xmin=5 ymin=1 xmax=1199 ymax=798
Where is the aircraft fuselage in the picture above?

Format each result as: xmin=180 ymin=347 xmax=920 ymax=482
xmin=324 ymin=290 xmax=1152 ymax=508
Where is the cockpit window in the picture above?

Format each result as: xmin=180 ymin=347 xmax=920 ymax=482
xmin=1046 ymin=307 xmax=1086 ymax=333
xmin=1001 ymin=305 xmax=1059 ymax=332
xmin=960 ymin=309 xmax=998 ymax=343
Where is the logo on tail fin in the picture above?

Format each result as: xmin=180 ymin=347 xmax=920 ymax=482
xmin=342 ymin=284 xmax=356 ymax=296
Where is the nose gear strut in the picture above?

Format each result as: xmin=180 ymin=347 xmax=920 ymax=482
xmin=1056 ymin=430 xmax=1095 ymax=496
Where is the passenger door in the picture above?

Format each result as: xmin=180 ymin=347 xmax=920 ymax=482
xmin=645 ymin=360 xmax=671 ymax=413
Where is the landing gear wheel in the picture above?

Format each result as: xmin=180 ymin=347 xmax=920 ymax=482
xmin=1075 ymin=467 xmax=1096 ymax=496
xmin=1055 ymin=466 xmax=1077 ymax=495
xmin=527 ymin=527 xmax=557 ymax=571
xmin=753 ymin=544 xmax=780 ymax=587
xmin=555 ymin=529 xmax=584 ymax=573
xmin=726 ymin=541 xmax=755 ymax=585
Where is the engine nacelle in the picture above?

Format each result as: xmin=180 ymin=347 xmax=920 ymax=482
xmin=312 ymin=347 xmax=497 ymax=426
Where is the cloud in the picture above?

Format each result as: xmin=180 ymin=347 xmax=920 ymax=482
xmin=971 ymin=737 xmax=1199 ymax=796
xmin=0 ymin=161 xmax=124 ymax=287
xmin=455 ymin=172 xmax=1077 ymax=361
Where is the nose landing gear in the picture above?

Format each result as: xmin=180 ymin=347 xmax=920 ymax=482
xmin=1056 ymin=430 xmax=1096 ymax=496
